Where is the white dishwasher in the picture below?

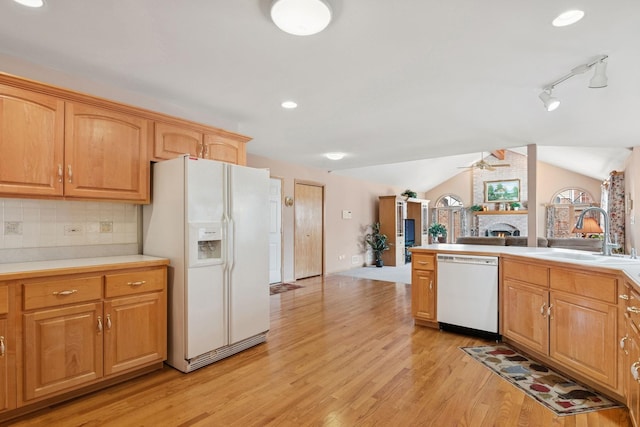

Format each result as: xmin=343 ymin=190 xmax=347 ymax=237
xmin=436 ymin=254 xmax=499 ymax=336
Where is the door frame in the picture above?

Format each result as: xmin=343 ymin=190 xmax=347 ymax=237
xmin=269 ymin=176 xmax=284 ymax=284
xmin=294 ymin=180 xmax=325 ymax=279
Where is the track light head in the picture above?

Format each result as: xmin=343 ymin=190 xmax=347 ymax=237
xmin=589 ymin=60 xmax=608 ymax=88
xmin=539 ymin=90 xmax=560 ymax=112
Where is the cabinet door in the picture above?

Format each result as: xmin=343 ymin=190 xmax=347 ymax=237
xmin=64 ymin=102 xmax=149 ymax=202
xmin=412 ymin=269 xmax=435 ymax=322
xmin=628 ymin=323 xmax=640 ymax=427
xmin=549 ymin=291 xmax=617 ymax=390
xmin=0 ymin=319 xmax=8 ymax=412
xmin=502 ymin=280 xmax=549 ymax=354
xmin=103 ymin=292 xmax=166 ymax=376
xmin=153 ymin=122 xmax=203 ymax=161
xmin=23 ymin=302 xmax=103 ymax=401
xmin=0 ymin=85 xmax=64 ymax=197
xmin=202 ymin=131 xmax=248 ymax=165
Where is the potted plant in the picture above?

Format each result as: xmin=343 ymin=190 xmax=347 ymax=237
xmin=469 ymin=204 xmax=483 ymax=212
xmin=428 ymin=222 xmax=447 ymax=243
xmin=401 ymin=189 xmax=417 ymax=200
xmin=365 ymin=222 xmax=389 ymax=267
xmin=510 ymin=202 xmax=521 ymax=211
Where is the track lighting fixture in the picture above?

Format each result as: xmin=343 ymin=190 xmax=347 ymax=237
xmin=539 ymin=55 xmax=608 ymax=111
xmin=539 ymin=90 xmax=560 ymax=112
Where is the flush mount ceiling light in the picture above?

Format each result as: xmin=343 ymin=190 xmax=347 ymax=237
xmin=552 ymin=10 xmax=585 ymax=27
xmin=325 ymin=152 xmax=345 ymax=160
xmin=271 ymin=0 xmax=332 ymax=36
xmin=281 ymin=100 xmax=298 ymax=109
xmin=539 ymin=55 xmax=608 ymax=111
xmin=13 ymin=0 xmax=44 ymax=7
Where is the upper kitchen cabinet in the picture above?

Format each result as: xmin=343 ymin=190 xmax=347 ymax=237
xmin=152 ymin=121 xmax=250 ymax=166
xmin=0 ymin=85 xmax=65 ymax=197
xmin=153 ymin=122 xmax=203 ymax=160
xmin=65 ymin=102 xmax=149 ymax=203
xmin=202 ymin=129 xmax=249 ymax=166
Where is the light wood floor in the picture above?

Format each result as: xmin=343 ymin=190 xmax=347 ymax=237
xmin=8 ymin=274 xmax=631 ymax=426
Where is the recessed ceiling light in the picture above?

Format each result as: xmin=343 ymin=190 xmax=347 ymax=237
xmin=552 ymin=10 xmax=585 ymax=27
xmin=325 ymin=152 xmax=345 ymax=160
xmin=281 ymin=101 xmax=298 ymax=109
xmin=271 ymin=0 xmax=332 ymax=36
xmin=13 ymin=0 xmax=44 ymax=7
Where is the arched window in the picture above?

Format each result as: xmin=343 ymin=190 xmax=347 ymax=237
xmin=434 ymin=194 xmax=464 ymax=243
xmin=547 ymin=188 xmax=597 ymax=238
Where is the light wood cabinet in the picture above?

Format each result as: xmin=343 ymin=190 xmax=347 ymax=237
xmin=501 ymin=257 xmax=620 ymax=394
xmin=411 ymin=253 xmax=436 ymax=327
xmin=152 ymin=122 xmax=250 ymax=166
xmin=65 ymin=102 xmax=149 ymax=203
xmin=0 ymin=84 xmax=65 ymax=197
xmin=379 ymin=196 xmax=430 ymax=266
xmin=153 ymin=122 xmax=203 ymax=160
xmin=18 ymin=264 xmax=166 ymax=406
xmin=0 ymin=284 xmax=15 ymax=414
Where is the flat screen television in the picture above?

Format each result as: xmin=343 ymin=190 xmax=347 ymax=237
xmin=405 ymin=218 xmax=415 ymax=246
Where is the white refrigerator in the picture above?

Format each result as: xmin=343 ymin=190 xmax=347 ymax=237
xmin=143 ymin=155 xmax=270 ymax=373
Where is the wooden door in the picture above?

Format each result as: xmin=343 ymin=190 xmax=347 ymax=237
xmin=153 ymin=122 xmax=203 ymax=160
xmin=202 ymin=130 xmax=249 ymax=165
xmin=294 ymin=182 xmax=324 ymax=279
xmin=0 ymin=85 xmax=65 ymax=197
xmin=64 ymin=102 xmax=150 ymax=202
xmin=23 ymin=302 xmax=103 ymax=400
xmin=502 ymin=280 xmax=549 ymax=355
xmin=549 ymin=291 xmax=618 ymax=389
xmin=104 ymin=292 xmax=166 ymax=376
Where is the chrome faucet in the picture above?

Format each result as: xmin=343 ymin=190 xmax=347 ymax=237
xmin=575 ymin=207 xmax=618 ymax=256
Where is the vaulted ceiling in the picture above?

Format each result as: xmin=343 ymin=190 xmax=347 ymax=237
xmin=0 ymin=1 xmax=636 ymax=190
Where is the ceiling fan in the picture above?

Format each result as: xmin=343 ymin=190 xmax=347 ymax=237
xmin=459 ymin=152 xmax=510 ymax=171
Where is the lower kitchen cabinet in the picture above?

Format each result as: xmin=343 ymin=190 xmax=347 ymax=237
xmin=0 ymin=258 xmax=168 ymax=422
xmin=411 ymin=253 xmax=436 ymax=327
xmin=501 ymin=257 xmax=621 ymax=396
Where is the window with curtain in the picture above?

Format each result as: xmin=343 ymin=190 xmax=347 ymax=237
xmin=546 ymin=188 xmax=596 ymax=238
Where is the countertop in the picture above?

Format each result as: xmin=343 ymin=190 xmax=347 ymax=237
xmin=411 ymin=244 xmax=640 ymax=288
xmin=0 ymin=255 xmax=170 ymax=281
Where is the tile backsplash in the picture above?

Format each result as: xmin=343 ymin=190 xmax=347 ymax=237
xmin=0 ymin=198 xmax=140 ymax=262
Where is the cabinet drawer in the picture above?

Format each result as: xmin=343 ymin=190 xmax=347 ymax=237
xmin=550 ymin=269 xmax=617 ymax=303
xmin=503 ymin=259 xmax=548 ymax=287
xmin=0 ymin=285 xmax=8 ymax=315
xmin=413 ymin=254 xmax=435 ymax=271
xmin=105 ymin=268 xmax=165 ymax=298
xmin=23 ymin=276 xmax=103 ymax=310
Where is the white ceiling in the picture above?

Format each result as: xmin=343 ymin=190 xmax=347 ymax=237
xmin=0 ymin=1 xmax=636 ymax=190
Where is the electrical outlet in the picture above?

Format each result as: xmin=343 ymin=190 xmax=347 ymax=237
xmin=4 ymin=221 xmax=23 ymax=236
xmin=100 ymin=221 xmax=113 ymax=233
xmin=64 ymin=224 xmax=84 ymax=236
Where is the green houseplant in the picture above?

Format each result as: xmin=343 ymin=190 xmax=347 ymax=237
xmin=365 ymin=222 xmax=389 ymax=267
xmin=510 ymin=202 xmax=521 ymax=211
xmin=401 ymin=189 xmax=417 ymax=200
xmin=428 ymin=222 xmax=447 ymax=243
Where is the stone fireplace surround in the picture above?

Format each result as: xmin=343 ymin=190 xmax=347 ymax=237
xmin=477 ymin=213 xmax=528 ymax=238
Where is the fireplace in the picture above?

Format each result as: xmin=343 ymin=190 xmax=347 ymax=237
xmin=485 ymin=223 xmax=520 ymax=237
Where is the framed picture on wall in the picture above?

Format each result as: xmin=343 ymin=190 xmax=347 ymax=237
xmin=484 ymin=179 xmax=520 ymax=203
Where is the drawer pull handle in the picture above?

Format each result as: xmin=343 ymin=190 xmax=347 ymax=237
xmin=621 ymin=335 xmax=630 ymax=355
xmin=97 ymin=316 xmax=103 ymax=333
xmin=418 ymin=261 xmax=429 ymax=265
xmin=127 ymin=280 xmax=146 ymax=287
xmin=547 ymin=304 xmax=553 ymax=319
xmin=620 ymin=294 xmax=630 ymax=300
xmin=106 ymin=314 xmax=112 ymax=330
xmin=0 ymin=336 xmax=5 ymax=357
xmin=633 ymin=362 xmax=640 ymax=383
xmin=540 ymin=303 xmax=547 ymax=317
xmin=628 ymin=306 xmax=640 ymax=314
xmin=53 ymin=289 xmax=77 ymax=296
xmin=67 ymin=164 xmax=73 ymax=183
xmin=429 ymin=280 xmax=433 ymax=291
xmin=57 ymin=164 xmax=63 ymax=183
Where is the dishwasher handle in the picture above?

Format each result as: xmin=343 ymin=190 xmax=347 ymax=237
xmin=437 ymin=254 xmax=498 ymax=266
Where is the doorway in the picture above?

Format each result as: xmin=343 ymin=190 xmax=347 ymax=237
xmin=269 ymin=177 xmax=283 ymax=284
xmin=294 ymin=181 xmax=324 ymax=279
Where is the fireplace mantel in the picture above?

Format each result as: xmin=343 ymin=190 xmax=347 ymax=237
xmin=474 ymin=210 xmax=528 ymax=216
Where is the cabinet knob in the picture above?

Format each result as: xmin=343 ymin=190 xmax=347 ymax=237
xmin=67 ymin=164 xmax=73 ymax=183
xmin=620 ymin=294 xmax=630 ymax=300
xmin=621 ymin=335 xmax=629 ymax=355
xmin=106 ymin=314 xmax=112 ymax=330
xmin=540 ymin=303 xmax=547 ymax=317
xmin=57 ymin=164 xmax=63 ymax=183
xmin=628 ymin=306 xmax=640 ymax=314
xmin=0 ymin=336 xmax=5 ymax=357
xmin=97 ymin=316 xmax=103 ymax=333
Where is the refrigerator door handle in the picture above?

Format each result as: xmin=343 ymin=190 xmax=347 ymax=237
xmin=227 ymin=219 xmax=235 ymax=273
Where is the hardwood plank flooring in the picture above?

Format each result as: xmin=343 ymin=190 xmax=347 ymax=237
xmin=8 ymin=274 xmax=631 ymax=426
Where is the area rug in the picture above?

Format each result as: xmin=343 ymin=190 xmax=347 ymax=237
xmin=460 ymin=345 xmax=623 ymax=416
xmin=270 ymin=283 xmax=303 ymax=295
